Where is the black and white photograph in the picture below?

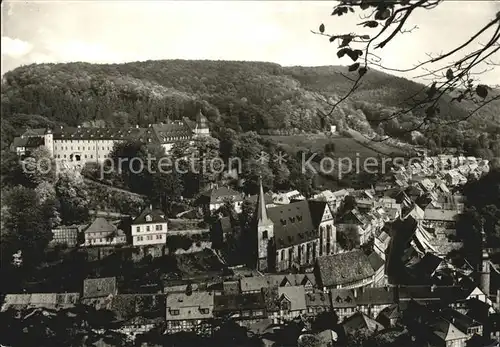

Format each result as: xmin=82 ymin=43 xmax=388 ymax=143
xmin=1 ymin=0 xmax=500 ymax=346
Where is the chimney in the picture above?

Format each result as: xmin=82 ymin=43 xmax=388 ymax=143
xmin=431 ymin=284 xmax=437 ymax=292
xmin=353 ymin=289 xmax=358 ymax=298
xmin=77 ymin=125 xmax=81 ymax=129
xmin=149 ymin=204 xmax=153 ymax=210
xmin=136 ymin=125 xmax=139 ymax=129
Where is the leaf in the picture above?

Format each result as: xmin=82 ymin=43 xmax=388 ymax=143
xmin=361 ymin=35 xmax=370 ymax=40
xmin=319 ymin=24 xmax=325 ymax=33
xmin=360 ymin=2 xmax=370 ymax=10
xmin=337 ymin=48 xmax=349 ymax=58
xmin=329 ymin=35 xmax=338 ymax=43
xmin=476 ymin=84 xmax=488 ymax=98
xmin=346 ymin=49 xmax=360 ymax=62
xmin=426 ymin=82 xmax=437 ymax=99
xmin=425 ymin=106 xmax=436 ymax=118
xmin=358 ymin=67 xmax=368 ymax=76
xmin=446 ymin=69 xmax=454 ymax=81
xmin=348 ymin=63 xmax=360 ymax=72
xmin=349 ymin=7 xmax=355 ymax=13
xmin=340 ymin=36 xmax=353 ymax=47
xmin=375 ymin=9 xmax=391 ymax=20
xmin=362 ymin=21 xmax=379 ymax=28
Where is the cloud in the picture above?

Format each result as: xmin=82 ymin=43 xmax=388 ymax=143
xmin=1 ymin=36 xmax=33 ymax=58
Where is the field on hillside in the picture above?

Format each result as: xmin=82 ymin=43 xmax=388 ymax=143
xmin=263 ymin=133 xmax=400 ymax=160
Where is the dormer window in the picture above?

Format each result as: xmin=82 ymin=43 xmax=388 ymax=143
xmin=200 ymin=308 xmax=209 ymax=314
xmin=145 ymin=215 xmax=152 ymax=222
xmin=262 ymin=230 xmax=268 ymax=240
xmin=170 ymin=309 xmax=180 ymax=316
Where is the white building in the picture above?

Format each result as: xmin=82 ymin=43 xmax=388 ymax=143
xmin=10 ymin=109 xmax=210 ymax=167
xmin=131 ymin=206 xmax=168 ymax=246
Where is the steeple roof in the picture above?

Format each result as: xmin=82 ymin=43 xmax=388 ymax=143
xmin=196 ymin=108 xmax=209 ymax=129
xmin=256 ymin=179 xmax=272 ymax=227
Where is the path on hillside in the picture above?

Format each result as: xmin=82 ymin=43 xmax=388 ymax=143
xmin=84 ymin=178 xmax=147 ymax=198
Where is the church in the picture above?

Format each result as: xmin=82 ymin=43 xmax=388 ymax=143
xmin=254 ymin=181 xmax=337 ymax=273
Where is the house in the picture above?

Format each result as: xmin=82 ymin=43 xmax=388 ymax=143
xmin=263 ymin=285 xmax=307 ymax=324
xmin=305 ymin=292 xmax=332 ymax=317
xmin=368 ymin=251 xmax=387 ymax=286
xmin=374 ymin=230 xmax=391 ymax=260
xmin=165 ymin=291 xmax=215 ymax=335
xmin=10 ymin=134 xmax=46 ymax=157
xmin=198 ymin=186 xmax=244 ymax=214
xmin=131 ymin=206 xmax=168 ymax=246
xmin=336 ymin=208 xmax=375 ymax=245
xmin=210 ymin=216 xmax=233 ymax=249
xmin=82 ymin=277 xmax=117 ymax=308
xmin=254 ymin=180 xmax=336 ymax=272
xmin=314 ymin=250 xmax=375 ymax=290
xmin=213 ymin=292 xmax=267 ymax=325
xmin=1 ymin=293 xmax=80 ymax=312
xmin=82 ymin=218 xmax=127 ymax=247
xmin=272 ymin=190 xmax=306 ymax=205
xmin=50 ymin=224 xmax=84 ymax=247
xmin=355 ymin=286 xmax=395 ymax=319
xmin=440 ymin=308 xmax=483 ymax=338
xmin=377 ymin=303 xmax=403 ymax=328
xmin=330 ymin=289 xmax=358 ymax=322
xmin=430 ymin=318 xmax=468 ymax=347
xmin=342 ymin=311 xmax=384 ymax=336
xmin=109 ymin=294 xmax=165 ymax=341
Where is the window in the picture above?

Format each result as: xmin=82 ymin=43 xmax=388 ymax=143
xmin=156 ymin=224 xmax=163 ymax=231
xmin=138 ymin=236 xmax=143 ymax=241
xmin=156 ymin=234 xmax=162 ymax=239
xmin=146 ymin=215 xmax=152 ymax=222
xmin=200 ymin=308 xmax=209 ymax=314
xmin=136 ymin=226 xmax=140 ymax=233
xmin=262 ymin=230 xmax=268 ymax=240
xmin=147 ymin=235 xmax=152 ymax=240
xmin=77 ymin=147 xmax=80 ymax=150
xmin=170 ymin=309 xmax=180 ymax=316
xmin=146 ymin=226 xmax=151 ymax=232
xmin=280 ymin=300 xmax=290 ymax=311
xmin=242 ymin=310 xmax=250 ymax=317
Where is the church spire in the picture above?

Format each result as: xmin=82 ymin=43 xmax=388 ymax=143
xmin=256 ymin=177 xmax=271 ymax=226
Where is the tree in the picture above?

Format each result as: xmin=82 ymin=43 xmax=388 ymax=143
xmin=314 ymin=1 xmax=500 ymax=139
xmin=55 ymin=171 xmax=90 ymax=224
xmin=338 ymin=225 xmax=361 ymax=251
xmin=310 ymin=311 xmax=340 ymax=332
xmin=1 ymin=185 xmax=54 ymax=266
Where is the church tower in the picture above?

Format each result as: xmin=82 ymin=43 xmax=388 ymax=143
xmin=255 ymin=179 xmax=274 ymax=272
xmin=480 ymin=230 xmax=491 ymax=297
xmin=194 ymin=107 xmax=210 ymax=137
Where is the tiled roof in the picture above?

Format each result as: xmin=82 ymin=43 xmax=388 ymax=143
xmin=278 ymin=286 xmax=306 ymax=311
xmin=132 ymin=206 xmax=167 ymax=225
xmin=203 ymin=187 xmax=244 ymax=204
xmin=83 ymin=277 xmax=117 ymax=298
xmin=1 ymin=293 xmax=80 ymax=312
xmin=342 ymin=312 xmax=384 ymax=334
xmin=239 ymin=274 xmax=316 ymax=292
xmin=213 ymin=292 xmax=265 ymax=312
xmin=166 ymin=291 xmax=214 ymax=321
xmin=267 ymin=200 xmax=316 ymax=249
xmin=308 ymin=201 xmax=330 ymax=229
xmin=110 ymin=294 xmax=165 ymax=321
xmin=432 ymin=319 xmax=467 ymax=342
xmin=412 ymin=253 xmax=443 ymax=277
xmin=356 ymin=287 xmax=394 ymax=305
xmin=330 ymin=289 xmax=357 ymax=308
xmin=83 ymin=217 xmax=117 ymax=235
xmin=367 ymin=252 xmax=385 ymax=272
xmin=315 ymin=250 xmax=375 ymax=287
xmin=424 ymin=208 xmax=459 ymax=222
xmin=305 ymin=292 xmax=331 ymax=308
xmin=11 ymin=136 xmax=45 ymax=149
xmin=48 ymin=121 xmax=193 ymax=144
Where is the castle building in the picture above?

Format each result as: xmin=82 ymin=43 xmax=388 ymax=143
xmin=10 ymin=109 xmax=210 ymax=166
xmin=254 ymin=180 xmax=337 ymax=273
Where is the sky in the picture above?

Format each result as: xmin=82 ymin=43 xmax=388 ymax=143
xmin=1 ymin=0 xmax=499 ymax=85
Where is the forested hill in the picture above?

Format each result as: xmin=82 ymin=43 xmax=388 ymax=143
xmin=2 ymin=60 xmax=499 ymax=150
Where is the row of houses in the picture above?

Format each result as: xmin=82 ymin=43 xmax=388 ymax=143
xmin=50 ymin=206 xmax=169 ymax=248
